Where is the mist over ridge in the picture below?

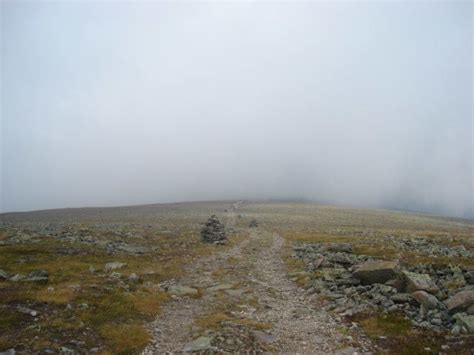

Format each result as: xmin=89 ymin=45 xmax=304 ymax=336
xmin=1 ymin=1 xmax=472 ymax=218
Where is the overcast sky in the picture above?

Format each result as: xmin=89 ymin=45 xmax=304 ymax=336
xmin=1 ymin=1 xmax=473 ymax=218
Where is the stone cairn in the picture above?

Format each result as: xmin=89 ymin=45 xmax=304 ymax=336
xmin=249 ymin=219 xmax=258 ymax=228
xmin=201 ymin=215 xmax=227 ymax=244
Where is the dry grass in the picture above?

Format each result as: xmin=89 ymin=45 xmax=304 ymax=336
xmin=99 ymin=323 xmax=150 ymax=354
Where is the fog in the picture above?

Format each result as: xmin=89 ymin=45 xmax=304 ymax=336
xmin=1 ymin=1 xmax=473 ymax=218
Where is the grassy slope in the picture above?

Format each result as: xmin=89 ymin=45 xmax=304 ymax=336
xmin=0 ymin=201 xmax=472 ymax=353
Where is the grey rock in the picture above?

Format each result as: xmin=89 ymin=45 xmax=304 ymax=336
xmin=0 ymin=349 xmax=16 ymax=355
xmin=412 ymin=290 xmax=440 ymax=310
xmin=252 ymin=330 xmax=277 ymax=344
xmin=453 ymin=312 xmax=474 ymax=333
xmin=128 ymin=273 xmax=140 ymax=282
xmin=327 ymin=243 xmax=353 ymax=254
xmin=352 ymin=260 xmax=399 ymax=285
xmin=168 ymin=285 xmax=198 ymax=297
xmin=402 ymin=270 xmax=439 ymax=294
xmin=184 ymin=336 xmax=213 ymax=352
xmin=23 ymin=270 xmax=49 ymax=283
xmin=446 ymin=289 xmax=474 ymax=314
xmin=208 ymin=283 xmax=234 ymax=292
xmin=0 ymin=269 xmax=13 ymax=280
xmin=391 ymin=293 xmax=412 ymax=303
xmin=104 ymin=262 xmax=127 ymax=271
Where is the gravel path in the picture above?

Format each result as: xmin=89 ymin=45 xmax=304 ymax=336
xmin=143 ymin=226 xmax=361 ymax=354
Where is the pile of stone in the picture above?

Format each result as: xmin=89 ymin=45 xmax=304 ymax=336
xmin=201 ymin=215 xmax=227 ymax=244
xmin=249 ymin=219 xmax=259 ymax=228
xmin=293 ymin=243 xmax=474 ymax=334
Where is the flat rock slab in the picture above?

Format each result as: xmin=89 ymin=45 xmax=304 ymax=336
xmin=352 ymin=260 xmax=399 ymax=285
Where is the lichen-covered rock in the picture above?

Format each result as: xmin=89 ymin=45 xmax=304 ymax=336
xmin=352 ymin=260 xmax=399 ymax=285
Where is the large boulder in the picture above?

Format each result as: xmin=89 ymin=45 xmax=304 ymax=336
xmin=402 ymin=270 xmax=439 ymax=294
xmin=352 ymin=260 xmax=399 ymax=285
xmin=201 ymin=215 xmax=226 ymax=244
xmin=446 ymin=289 xmax=474 ymax=314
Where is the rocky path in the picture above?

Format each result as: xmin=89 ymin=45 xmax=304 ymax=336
xmin=142 ymin=227 xmax=354 ymax=354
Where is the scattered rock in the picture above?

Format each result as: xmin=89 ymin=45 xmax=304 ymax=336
xmin=225 ymin=289 xmax=244 ymax=297
xmin=23 ymin=270 xmax=49 ymax=283
xmin=18 ymin=306 xmax=38 ymax=317
xmin=201 ymin=215 xmax=226 ymax=244
xmin=412 ymin=291 xmax=441 ymax=310
xmin=251 ymin=330 xmax=277 ymax=344
xmin=168 ymin=285 xmax=198 ymax=297
xmin=9 ymin=274 xmax=25 ymax=282
xmin=0 ymin=269 xmax=13 ymax=280
xmin=326 ymin=243 xmax=353 ymax=254
xmin=453 ymin=312 xmax=474 ymax=333
xmin=352 ymin=260 xmax=399 ymax=285
xmin=208 ymin=283 xmax=234 ymax=292
xmin=104 ymin=262 xmax=127 ymax=272
xmin=184 ymin=336 xmax=213 ymax=352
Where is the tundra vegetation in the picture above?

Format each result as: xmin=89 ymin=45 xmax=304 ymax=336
xmin=0 ymin=201 xmax=473 ymax=354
